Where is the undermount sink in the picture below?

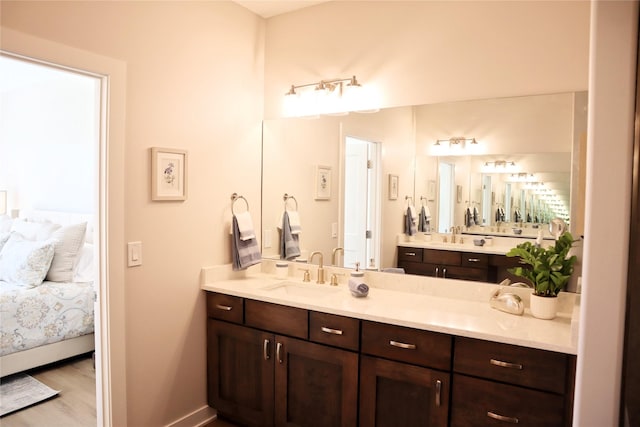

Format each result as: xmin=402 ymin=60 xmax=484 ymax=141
xmin=260 ymin=281 xmax=341 ymax=298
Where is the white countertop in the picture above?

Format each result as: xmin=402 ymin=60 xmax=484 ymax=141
xmin=201 ymin=262 xmax=579 ymax=355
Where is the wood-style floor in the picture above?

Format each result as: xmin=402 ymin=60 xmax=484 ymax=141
xmin=1 ymin=354 xmax=96 ymax=427
xmin=0 ymin=354 xmax=240 ymax=427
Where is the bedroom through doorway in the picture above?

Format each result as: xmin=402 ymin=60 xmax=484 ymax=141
xmin=0 ymin=53 xmax=103 ymax=425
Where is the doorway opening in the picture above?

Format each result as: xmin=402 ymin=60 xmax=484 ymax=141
xmin=0 ymin=52 xmax=104 ymax=425
xmin=438 ymin=161 xmax=454 ymax=232
xmin=343 ymin=136 xmax=381 ymax=270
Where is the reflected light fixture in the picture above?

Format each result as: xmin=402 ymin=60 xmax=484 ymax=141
xmin=432 ymin=137 xmax=479 ymax=155
xmin=482 ymin=160 xmax=517 ymax=173
xmin=283 ymin=75 xmax=375 ymax=117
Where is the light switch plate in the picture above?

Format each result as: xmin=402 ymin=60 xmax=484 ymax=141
xmin=264 ymin=229 xmax=272 ymax=248
xmin=127 ymin=241 xmax=142 ymax=267
xmin=331 ymin=222 xmax=338 ymax=238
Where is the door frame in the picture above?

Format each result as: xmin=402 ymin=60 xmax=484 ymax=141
xmin=1 ymin=28 xmax=128 ymax=426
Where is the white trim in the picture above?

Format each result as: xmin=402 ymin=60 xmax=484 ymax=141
xmin=165 ymin=405 xmax=217 ymax=427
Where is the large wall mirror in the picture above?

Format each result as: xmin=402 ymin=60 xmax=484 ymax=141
xmin=262 ymin=91 xmax=587 ymax=272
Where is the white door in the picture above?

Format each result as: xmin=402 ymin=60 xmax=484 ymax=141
xmin=343 ymin=136 xmax=380 ymax=269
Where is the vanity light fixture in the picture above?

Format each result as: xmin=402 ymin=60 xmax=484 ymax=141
xmin=432 ymin=137 xmax=480 ymax=156
xmin=482 ymin=160 xmax=517 ymax=173
xmin=283 ymin=75 xmax=374 ymax=117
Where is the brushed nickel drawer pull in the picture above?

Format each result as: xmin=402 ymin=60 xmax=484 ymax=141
xmin=442 ymin=268 xmax=447 ymax=278
xmin=487 ymin=411 xmax=519 ymax=424
xmin=404 ymin=252 xmax=416 ymax=257
xmin=276 ymin=342 xmax=283 ymax=364
xmin=435 ymin=380 xmax=442 ymax=407
xmin=435 ymin=267 xmax=439 ymax=276
xmin=321 ymin=326 xmax=343 ymax=335
xmin=215 ymin=304 xmax=232 ymax=311
xmin=263 ymin=339 xmax=270 ymax=360
xmin=490 ymin=358 xmax=523 ymax=370
xmin=468 ymin=258 xmax=480 ymax=262
xmin=390 ymin=340 xmax=416 ymax=350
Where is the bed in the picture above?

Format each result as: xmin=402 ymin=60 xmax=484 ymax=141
xmin=0 ymin=210 xmax=96 ymax=377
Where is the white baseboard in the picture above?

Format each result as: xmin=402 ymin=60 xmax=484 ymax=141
xmin=165 ymin=405 xmax=217 ymax=427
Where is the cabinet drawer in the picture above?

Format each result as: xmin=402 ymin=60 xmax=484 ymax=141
xmin=361 ymin=321 xmax=451 ymax=370
xmin=397 ymin=247 xmax=423 ymax=262
xmin=423 ymin=249 xmax=461 ymax=265
xmin=397 ymin=261 xmax=437 ymax=277
xmin=460 ymin=252 xmax=489 ymax=267
xmin=206 ymin=292 xmax=244 ymax=324
xmin=443 ymin=266 xmax=488 ymax=282
xmin=454 ymin=336 xmax=570 ymax=394
xmin=245 ymin=299 xmax=308 ymax=339
xmin=310 ymin=312 xmax=360 ymax=351
xmin=451 ymin=374 xmax=566 ymax=427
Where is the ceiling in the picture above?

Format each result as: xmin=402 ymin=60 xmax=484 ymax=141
xmin=233 ymin=0 xmax=329 ymax=18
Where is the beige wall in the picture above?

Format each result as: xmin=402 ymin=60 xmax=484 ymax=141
xmin=264 ymin=1 xmax=590 ymax=118
xmin=2 ymin=1 xmax=264 ymax=426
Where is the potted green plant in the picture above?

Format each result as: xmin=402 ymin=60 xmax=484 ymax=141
xmin=506 ymin=231 xmax=577 ymax=319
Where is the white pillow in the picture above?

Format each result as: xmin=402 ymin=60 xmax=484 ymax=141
xmin=46 ymin=222 xmax=87 ymax=282
xmin=0 ymin=233 xmax=55 ymax=287
xmin=10 ymin=219 xmax=61 ymax=241
xmin=72 ymin=243 xmax=94 ymax=283
xmin=0 ymin=231 xmax=11 ymax=252
xmin=0 ymin=215 xmax=12 ymax=233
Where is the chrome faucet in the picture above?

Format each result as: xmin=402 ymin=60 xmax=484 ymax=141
xmin=331 ymin=247 xmax=344 ymax=266
xmin=309 ymin=251 xmax=325 ymax=284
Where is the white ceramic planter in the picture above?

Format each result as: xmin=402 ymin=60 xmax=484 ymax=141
xmin=529 ymin=293 xmax=559 ymax=320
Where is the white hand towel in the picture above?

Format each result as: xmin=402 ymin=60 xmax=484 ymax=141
xmin=408 ymin=205 xmax=417 ymax=221
xmin=286 ymin=210 xmax=302 ymax=235
xmin=234 ymin=211 xmax=256 ymax=241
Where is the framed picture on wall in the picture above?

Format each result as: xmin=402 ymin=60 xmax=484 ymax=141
xmin=315 ymin=165 xmax=332 ymax=200
xmin=151 ymin=147 xmax=188 ymax=201
xmin=456 ymin=185 xmax=463 ymax=203
xmin=389 ymin=174 xmax=399 ymax=200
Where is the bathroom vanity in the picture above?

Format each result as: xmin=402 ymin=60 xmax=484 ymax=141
xmin=202 ymin=262 xmax=578 ymax=427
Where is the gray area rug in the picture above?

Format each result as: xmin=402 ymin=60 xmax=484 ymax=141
xmin=0 ymin=374 xmax=59 ymax=416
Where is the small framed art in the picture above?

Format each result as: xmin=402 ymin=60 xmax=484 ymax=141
xmin=315 ymin=165 xmax=332 ymax=200
xmin=151 ymin=147 xmax=188 ymax=201
xmin=389 ymin=174 xmax=399 ymax=200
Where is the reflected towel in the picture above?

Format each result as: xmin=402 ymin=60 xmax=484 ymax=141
xmin=473 ymin=206 xmax=479 ymax=225
xmin=418 ymin=205 xmax=431 ymax=232
xmin=286 ymin=210 xmax=302 ymax=235
xmin=404 ymin=206 xmax=417 ymax=236
xmin=235 ymin=211 xmax=256 ymax=241
xmin=465 ymin=208 xmax=473 ymax=228
xmin=231 ymin=216 xmax=261 ymax=271
xmin=280 ymin=211 xmax=301 ymax=260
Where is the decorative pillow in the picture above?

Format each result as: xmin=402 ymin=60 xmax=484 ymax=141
xmin=0 ymin=215 xmax=12 ymax=233
xmin=10 ymin=219 xmax=61 ymax=241
xmin=46 ymin=222 xmax=87 ymax=282
xmin=0 ymin=233 xmax=55 ymax=287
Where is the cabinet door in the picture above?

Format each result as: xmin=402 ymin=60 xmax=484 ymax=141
xmin=274 ymin=335 xmax=358 ymax=427
xmin=207 ymin=320 xmax=274 ymax=427
xmin=359 ymin=355 xmax=449 ymax=427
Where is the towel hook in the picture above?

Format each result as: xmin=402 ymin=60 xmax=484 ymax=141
xmin=405 ymin=195 xmax=413 ymax=206
xmin=420 ymin=196 xmax=428 ymax=206
xmin=283 ymin=193 xmax=298 ymax=211
xmin=231 ymin=193 xmax=249 ymax=216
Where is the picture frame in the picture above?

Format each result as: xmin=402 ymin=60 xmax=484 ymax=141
xmin=389 ymin=174 xmax=399 ymax=200
xmin=456 ymin=185 xmax=463 ymax=203
xmin=314 ymin=165 xmax=332 ymax=200
xmin=151 ymin=147 xmax=188 ymax=201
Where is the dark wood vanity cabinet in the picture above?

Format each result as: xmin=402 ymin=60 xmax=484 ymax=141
xmin=397 ymin=246 xmax=520 ymax=283
xmin=450 ymin=337 xmax=576 ymax=427
xmin=206 ymin=292 xmax=575 ymax=427
xmin=207 ymin=294 xmax=359 ymax=427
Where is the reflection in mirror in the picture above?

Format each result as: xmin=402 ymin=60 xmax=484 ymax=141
xmin=262 ymin=91 xmax=587 ymax=271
